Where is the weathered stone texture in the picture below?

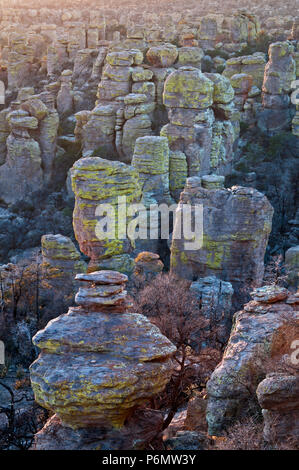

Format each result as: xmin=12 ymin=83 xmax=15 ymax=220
xmin=71 ymin=156 xmax=142 ymax=273
xmin=170 ymin=179 xmax=274 ymax=292
xmin=30 ymin=270 xmax=175 ymax=447
xmin=206 ymin=287 xmax=299 ymax=435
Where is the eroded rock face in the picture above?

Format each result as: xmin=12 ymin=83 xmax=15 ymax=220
xmin=71 ymin=156 xmax=142 ymax=274
xmin=223 ymin=53 xmax=266 ymax=89
xmin=41 ymin=234 xmax=87 ymax=304
xmin=206 ymin=286 xmax=299 ymax=435
xmin=170 ymin=178 xmax=274 ymax=296
xmin=259 ymin=41 xmax=296 ymax=133
xmin=285 ymin=246 xmax=299 ymax=288
xmin=257 ymin=372 xmax=299 ymax=448
xmin=0 ymin=109 xmax=43 ymax=205
xmin=30 ymin=270 xmax=175 ymax=443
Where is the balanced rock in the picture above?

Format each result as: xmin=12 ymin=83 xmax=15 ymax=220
xmin=30 ymin=271 xmax=176 ymax=439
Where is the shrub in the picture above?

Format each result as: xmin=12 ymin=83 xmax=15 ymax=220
xmin=133 ymin=273 xmax=221 ymax=429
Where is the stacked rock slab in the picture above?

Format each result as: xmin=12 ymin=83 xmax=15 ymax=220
xmin=161 ymin=67 xmax=239 ymax=177
xmin=30 ymin=270 xmax=176 ymax=449
xmin=257 ymin=372 xmax=299 ymax=448
xmin=206 ymin=285 xmax=299 ymax=436
xmin=170 ymin=177 xmax=274 ymax=296
xmin=71 ymin=156 xmax=142 ymax=274
xmin=7 ymin=35 xmax=34 ymax=91
xmin=259 ymin=41 xmax=296 ymax=133
xmin=78 ymin=48 xmax=156 ymax=163
xmin=197 ymin=12 xmax=260 ymax=51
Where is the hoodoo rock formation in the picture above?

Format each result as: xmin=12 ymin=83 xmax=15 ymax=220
xmin=71 ymin=157 xmax=142 ymax=274
xmin=30 ymin=270 xmax=176 ymax=449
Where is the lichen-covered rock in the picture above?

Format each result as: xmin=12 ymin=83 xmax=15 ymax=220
xmin=131 ymin=67 xmax=153 ymax=82
xmin=162 ymin=67 xmax=238 ymax=176
xmin=80 ymin=104 xmax=116 ymax=157
xmin=206 ymin=288 xmax=299 ymax=435
xmin=259 ymin=41 xmax=296 ymax=133
xmin=163 ymin=67 xmax=214 ymax=109
xmin=132 ymin=136 xmax=171 ymax=206
xmin=257 ymin=373 xmax=299 ymax=448
xmin=169 ymin=150 xmax=188 ymax=201
xmin=30 ymin=271 xmax=176 ymax=431
xmin=177 ymin=47 xmax=204 ymax=68
xmin=223 ymin=53 xmax=266 ymax=89
xmin=71 ymin=157 xmax=142 ymax=273
xmin=131 ymin=136 xmax=172 ymax=253
xmin=170 ymin=180 xmax=274 ymax=295
xmin=206 ymin=73 xmax=235 ymax=104
xmin=262 ymin=42 xmax=296 ymax=97
xmin=21 ymin=97 xmax=49 ymax=121
xmin=146 ymin=43 xmax=178 ymax=68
